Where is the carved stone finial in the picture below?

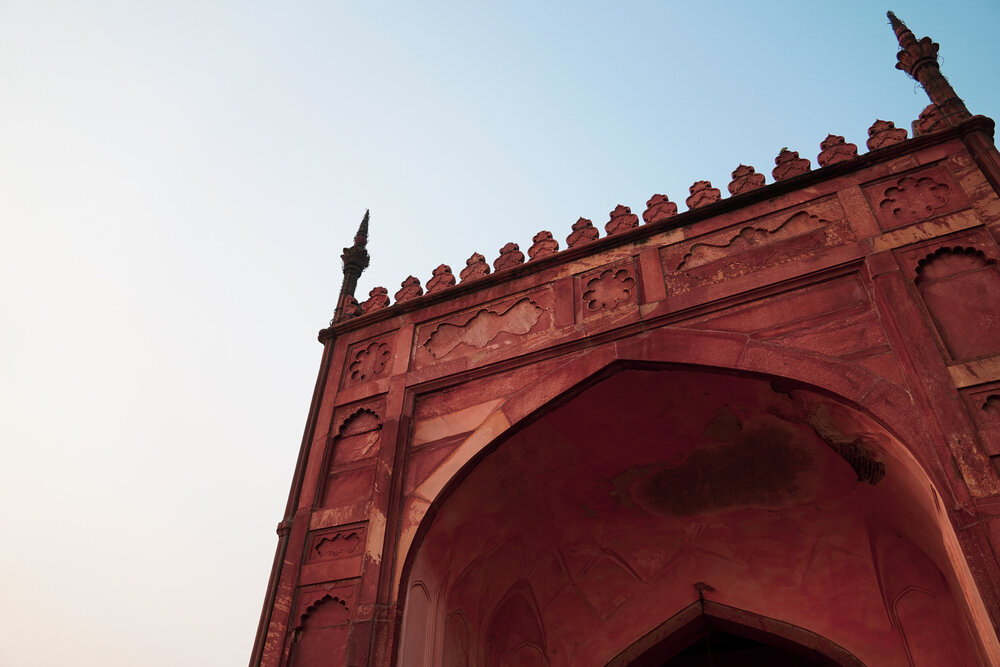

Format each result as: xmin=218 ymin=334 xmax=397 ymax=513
xmin=566 ymin=217 xmax=599 ymax=247
xmin=772 ymin=149 xmax=811 ymax=181
xmin=459 ymin=252 xmax=491 ymax=282
xmin=727 ymin=165 xmax=766 ymax=196
xmin=866 ymin=119 xmax=908 ymax=150
xmin=361 ymin=286 xmax=390 ymax=313
xmin=642 ymin=194 xmax=678 ymax=224
xmin=817 ymin=134 xmax=858 ymax=167
xmin=394 ymin=275 xmax=423 ymax=302
xmin=341 ymin=209 xmax=371 ymax=276
xmin=685 ymin=181 xmax=721 ymax=209
xmin=605 ymin=205 xmax=639 ymax=236
xmin=528 ymin=231 xmax=559 ymax=261
xmin=913 ymin=104 xmax=946 ymax=136
xmin=493 ymin=242 xmax=525 ymax=272
xmin=334 ymin=209 xmax=372 ymax=322
xmin=426 ymin=264 xmax=456 ymax=292
xmin=887 ymin=12 xmax=970 ymax=125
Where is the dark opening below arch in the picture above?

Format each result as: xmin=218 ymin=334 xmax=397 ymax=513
xmin=608 ymin=600 xmax=864 ymax=667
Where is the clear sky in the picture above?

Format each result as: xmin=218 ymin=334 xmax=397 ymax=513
xmin=1 ymin=2 xmax=998 ymax=665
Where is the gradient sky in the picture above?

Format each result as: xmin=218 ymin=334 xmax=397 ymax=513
xmin=1 ymin=2 xmax=998 ymax=665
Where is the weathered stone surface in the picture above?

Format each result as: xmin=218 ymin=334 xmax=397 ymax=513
xmin=727 ymin=165 xmax=766 ymax=195
xmin=527 ymin=231 xmax=559 ymax=260
xmin=772 ymin=148 xmax=811 ymax=180
xmin=817 ymin=134 xmax=858 ymax=167
xmin=605 ymin=205 xmax=639 ymax=236
xmin=566 ymin=217 xmax=599 ymax=247
xmin=685 ymin=180 xmax=721 ymax=209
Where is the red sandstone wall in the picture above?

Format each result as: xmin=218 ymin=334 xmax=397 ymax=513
xmin=253 ymin=116 xmax=1000 ymax=666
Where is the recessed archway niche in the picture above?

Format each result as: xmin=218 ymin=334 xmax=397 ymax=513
xmin=398 ymin=367 xmax=995 ymax=666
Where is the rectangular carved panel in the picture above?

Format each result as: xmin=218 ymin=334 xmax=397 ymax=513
xmin=340 ymin=333 xmax=397 ymax=389
xmin=411 ymin=287 xmax=555 ymax=370
xmin=660 ymin=197 xmax=852 ymax=298
xmin=862 ymin=165 xmax=969 ymax=232
xmin=575 ymin=258 xmax=640 ymax=333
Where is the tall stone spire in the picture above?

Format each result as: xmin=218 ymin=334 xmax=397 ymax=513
xmin=887 ymin=11 xmax=971 ymax=126
xmin=334 ymin=209 xmax=371 ymax=322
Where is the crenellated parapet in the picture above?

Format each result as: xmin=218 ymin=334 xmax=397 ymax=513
xmin=329 ymin=108 xmax=975 ymax=322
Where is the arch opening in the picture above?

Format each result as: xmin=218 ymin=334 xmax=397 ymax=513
xmin=398 ymin=366 xmax=995 ymax=666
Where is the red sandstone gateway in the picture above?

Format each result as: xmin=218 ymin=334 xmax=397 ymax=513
xmin=252 ymin=14 xmax=1000 ymax=666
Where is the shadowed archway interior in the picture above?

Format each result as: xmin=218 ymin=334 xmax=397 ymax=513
xmin=399 ymin=368 xmax=985 ymax=666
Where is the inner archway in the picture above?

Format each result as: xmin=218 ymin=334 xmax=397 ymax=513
xmin=399 ymin=367 xmax=991 ymax=666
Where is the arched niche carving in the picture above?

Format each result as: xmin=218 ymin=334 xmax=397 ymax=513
xmin=914 ymin=246 xmax=1000 ymax=360
xmin=319 ymin=405 xmax=383 ymax=508
xmin=484 ymin=583 xmax=548 ymax=667
xmin=288 ymin=595 xmax=351 ymax=667
xmin=399 ymin=583 xmax=431 ymax=667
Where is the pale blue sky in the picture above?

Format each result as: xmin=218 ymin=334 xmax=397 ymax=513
xmin=1 ymin=2 xmax=998 ymax=665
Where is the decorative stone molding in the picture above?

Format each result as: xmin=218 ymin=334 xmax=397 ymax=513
xmin=459 ymin=252 xmax=491 ymax=282
xmin=772 ymin=149 xmax=811 ymax=181
xmin=605 ymin=205 xmax=639 ymax=236
xmin=494 ymin=243 xmax=525 ymax=272
xmin=426 ymin=264 xmax=456 ymax=293
xmin=685 ymin=181 xmax=721 ymax=209
xmin=527 ymin=231 xmax=559 ymax=261
xmin=642 ymin=194 xmax=678 ymax=224
xmin=817 ymin=135 xmax=858 ymax=167
xmin=566 ymin=217 xmax=599 ymax=248
xmin=727 ymin=165 xmax=765 ymax=195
